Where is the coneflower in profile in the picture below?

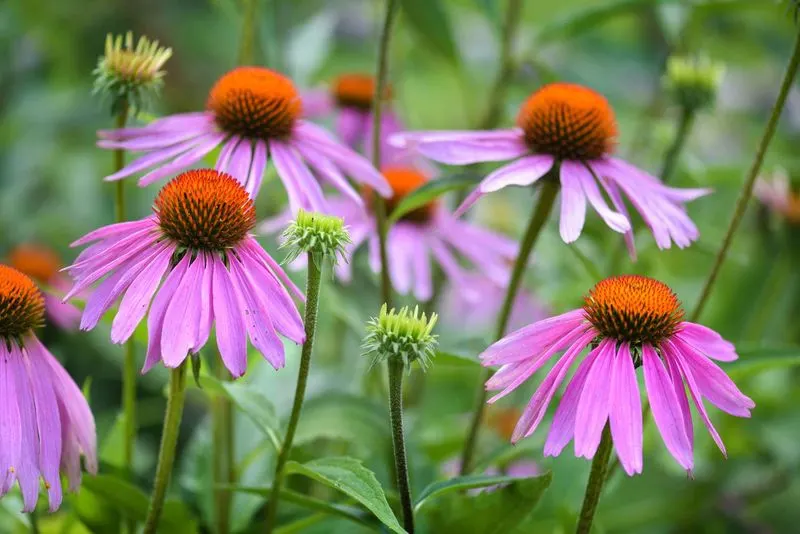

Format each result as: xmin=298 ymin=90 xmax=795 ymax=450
xmin=8 ymin=243 xmax=81 ymax=330
xmin=391 ymin=83 xmax=711 ymax=256
xmin=97 ymin=66 xmax=391 ymax=206
xmin=65 ymin=169 xmax=305 ymax=377
xmin=0 ymin=265 xmax=97 ymax=512
xmin=481 ymin=275 xmax=753 ymax=475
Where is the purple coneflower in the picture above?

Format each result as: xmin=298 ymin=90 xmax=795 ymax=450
xmin=0 ymin=265 xmax=97 ymax=512
xmin=263 ymin=166 xmax=518 ymax=302
xmin=9 ymin=244 xmax=81 ymax=330
xmin=96 ymin=66 xmax=391 ymax=210
xmin=65 ymin=169 xmax=305 ymax=377
xmin=391 ymin=83 xmax=711 ymax=255
xmin=481 ymin=274 xmax=754 ymax=475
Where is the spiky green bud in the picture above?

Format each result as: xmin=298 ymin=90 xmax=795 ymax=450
xmin=93 ymin=32 xmax=172 ymax=115
xmin=281 ymin=209 xmax=351 ymax=267
xmin=664 ymin=54 xmax=724 ymax=112
xmin=362 ymin=304 xmax=438 ymax=371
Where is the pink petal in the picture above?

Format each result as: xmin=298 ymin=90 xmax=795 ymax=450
xmin=161 ymin=255 xmax=205 ymax=367
xmin=388 ymin=129 xmax=527 ymax=165
xmin=8 ymin=346 xmax=42 ymax=511
xmin=676 ymin=323 xmax=738 ymax=362
xmin=270 ymin=140 xmax=328 ymax=212
xmin=574 ymin=339 xmax=616 ymax=459
xmin=608 ymin=343 xmax=643 ymax=475
xmin=0 ymin=349 xmax=22 ymax=496
xmin=144 ymin=255 xmax=190 ymax=373
xmin=212 ymin=257 xmax=248 ymax=377
xmin=558 ymin=163 xmax=588 ymax=243
xmin=566 ymin=161 xmax=630 ymax=233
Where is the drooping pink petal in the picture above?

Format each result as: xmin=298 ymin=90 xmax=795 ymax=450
xmin=212 ymin=257 xmax=248 ymax=377
xmin=336 ymin=107 xmax=370 ymax=148
xmin=161 ymin=255 xmax=205 ymax=368
xmin=8 ymin=346 xmax=41 ymax=512
xmin=224 ymin=138 xmax=255 ymax=190
xmin=558 ymin=162 xmax=588 ymax=243
xmin=386 ymin=224 xmax=416 ymax=295
xmin=388 ymin=129 xmax=528 ymax=165
xmin=242 ymin=239 xmax=305 ymax=302
xmin=665 ymin=355 xmax=694 ymax=450
xmin=246 ymin=140 xmax=269 ymax=196
xmin=574 ymin=339 xmax=616 ymax=459
xmin=144 ymin=255 xmax=190 ymax=373
xmin=568 ymin=161 xmax=630 ymax=233
xmin=97 ymin=128 xmax=209 ymax=151
xmin=293 ymin=140 xmax=364 ymax=207
xmin=608 ymin=343 xmax=642 ymax=475
xmin=410 ymin=238 xmax=433 ymax=301
xmin=270 ymin=140 xmax=328 ymax=212
xmin=676 ymin=322 xmax=738 ymax=362
xmin=0 ymin=349 xmax=22 ymax=496
xmin=104 ymin=140 xmax=207 ymax=182
xmin=192 ymin=253 xmax=214 ymax=354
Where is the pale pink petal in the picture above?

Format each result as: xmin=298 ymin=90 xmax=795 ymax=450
xmin=0 ymin=349 xmax=22 ymax=496
xmin=410 ymin=238 xmax=433 ymax=301
xmin=558 ymin=163 xmax=588 ymax=243
xmin=270 ymin=140 xmax=328 ymax=212
xmin=160 ymin=255 xmax=205 ymax=368
xmin=336 ymin=107 xmax=370 ymax=148
xmin=212 ymin=257 xmax=248 ymax=377
xmin=676 ymin=322 xmax=738 ymax=362
xmin=608 ymin=343 xmax=643 ymax=475
xmin=144 ymin=255 xmax=190 ymax=373
xmin=242 ymin=239 xmax=305 ymax=302
xmin=388 ymin=129 xmax=528 ymax=165
xmin=574 ymin=339 xmax=616 ymax=459
xmin=566 ymin=161 xmax=630 ymax=233
xmin=8 ymin=346 xmax=41 ymax=511
xmin=137 ymin=132 xmax=227 ymax=187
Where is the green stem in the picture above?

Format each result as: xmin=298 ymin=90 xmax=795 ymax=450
xmin=265 ymin=254 xmax=324 ymax=533
xmin=29 ymin=509 xmax=40 ymax=534
xmin=143 ymin=364 xmax=188 ymax=534
xmin=388 ymin=357 xmax=414 ymax=533
xmin=238 ymin=0 xmax=259 ymax=65
xmin=479 ymin=0 xmax=524 ymax=130
xmin=370 ymin=0 xmax=400 ymax=309
xmin=659 ymin=107 xmax=696 ymax=184
xmin=691 ymin=30 xmax=800 ymax=323
xmin=459 ymin=177 xmax=560 ymax=475
xmin=575 ymin=425 xmax=613 ymax=534
xmin=213 ymin=361 xmax=234 ymax=534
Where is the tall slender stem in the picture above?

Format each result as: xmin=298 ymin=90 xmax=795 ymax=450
xmin=213 ymin=361 xmax=234 ymax=534
xmin=692 ymin=30 xmax=800 ymax=323
xmin=143 ymin=364 xmax=188 ymax=534
xmin=388 ymin=357 xmax=414 ymax=533
xmin=660 ymin=107 xmax=696 ymax=184
xmin=459 ymin=177 xmax=560 ymax=475
xmin=479 ymin=0 xmax=524 ymax=130
xmin=238 ymin=0 xmax=259 ymax=65
xmin=575 ymin=425 xmax=613 ymax=534
xmin=265 ymin=255 xmax=323 ymax=533
xmin=370 ymin=0 xmax=400 ymax=309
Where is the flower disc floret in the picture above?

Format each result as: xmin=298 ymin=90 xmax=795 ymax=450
xmin=0 ymin=265 xmax=45 ymax=341
xmin=363 ymin=304 xmax=438 ymax=371
xmin=583 ymin=275 xmax=683 ymax=346
xmin=517 ymin=83 xmax=617 ymax=161
xmin=208 ymin=67 xmax=302 ymax=140
xmin=154 ymin=169 xmax=256 ymax=252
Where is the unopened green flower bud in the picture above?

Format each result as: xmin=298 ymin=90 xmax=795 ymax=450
xmin=93 ymin=32 xmax=172 ymax=115
xmin=664 ymin=55 xmax=724 ymax=112
xmin=281 ymin=209 xmax=351 ymax=267
xmin=363 ymin=304 xmax=438 ymax=371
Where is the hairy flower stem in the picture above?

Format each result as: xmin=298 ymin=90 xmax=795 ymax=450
xmin=692 ymin=30 xmax=800 ymax=322
xmin=388 ymin=356 xmax=415 ymax=533
xmin=371 ymin=0 xmax=399 ymax=309
xmin=213 ymin=361 xmax=234 ymax=534
xmin=143 ymin=363 xmax=187 ymax=534
xmin=237 ymin=0 xmax=259 ymax=65
xmin=660 ymin=107 xmax=696 ymax=184
xmin=575 ymin=425 xmax=613 ymax=534
xmin=459 ymin=177 xmax=560 ymax=475
xmin=113 ymin=99 xmax=138 ymax=534
xmin=264 ymin=255 xmax=323 ymax=533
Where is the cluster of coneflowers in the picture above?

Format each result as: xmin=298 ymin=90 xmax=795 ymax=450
xmin=12 ymin=5 xmax=800 ymax=532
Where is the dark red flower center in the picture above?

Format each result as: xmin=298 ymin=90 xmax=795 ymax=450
xmin=583 ymin=275 xmax=683 ymax=345
xmin=207 ymin=67 xmax=302 ymax=140
xmin=0 ymin=265 xmax=45 ymax=341
xmin=332 ymin=73 xmax=391 ymax=111
xmin=155 ymin=169 xmax=256 ymax=252
xmin=516 ymin=82 xmax=617 ymax=161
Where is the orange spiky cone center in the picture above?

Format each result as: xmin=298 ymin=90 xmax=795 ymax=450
xmin=332 ymin=73 xmax=391 ymax=110
xmin=0 ymin=265 xmax=45 ymax=341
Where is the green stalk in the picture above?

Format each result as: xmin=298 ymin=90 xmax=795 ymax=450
xmin=459 ymin=177 xmax=560 ymax=475
xmin=692 ymin=30 xmax=800 ymax=322
xmin=659 ymin=106 xmax=696 ymax=184
xmin=388 ymin=357 xmax=415 ymax=533
xmin=264 ymin=255 xmax=324 ymax=533
xmin=575 ymin=425 xmax=613 ymax=534
xmin=143 ymin=364 xmax=188 ymax=534
xmin=213 ymin=361 xmax=234 ymax=534
xmin=370 ymin=0 xmax=400 ymax=309
xmin=237 ymin=0 xmax=259 ymax=65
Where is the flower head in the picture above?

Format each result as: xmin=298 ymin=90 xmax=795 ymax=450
xmin=481 ymin=275 xmax=754 ymax=476
xmin=93 ymin=32 xmax=172 ymax=114
xmin=390 ymin=82 xmax=711 ymax=257
xmin=7 ymin=244 xmax=82 ymax=331
xmin=65 ymin=169 xmax=305 ymax=377
xmin=664 ymin=55 xmax=724 ymax=112
xmin=0 ymin=265 xmax=97 ymax=512
xmin=97 ymin=66 xmax=390 ymax=206
xmin=363 ymin=304 xmax=438 ymax=371
xmin=331 ymin=73 xmax=391 ymax=110
xmin=261 ymin=164 xmax=519 ymax=302
xmin=281 ymin=209 xmax=351 ymax=266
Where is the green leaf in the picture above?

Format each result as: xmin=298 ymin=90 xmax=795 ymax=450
xmin=388 ymin=174 xmax=480 ymax=224
xmin=419 ymin=473 xmax=552 ymax=534
xmin=80 ymin=475 xmax=198 ymax=533
xmin=99 ymin=414 xmax=126 ymax=469
xmin=434 ymin=351 xmax=481 ymax=368
xmin=293 ymin=394 xmax=390 ymax=455
xmin=285 ymin=457 xmax=406 ymax=534
xmin=400 ymin=0 xmax=458 ymax=62
xmin=213 ymin=379 xmax=284 ymax=450
xmin=415 ymin=474 xmax=540 ymax=512
xmin=725 ymin=346 xmax=800 ymax=379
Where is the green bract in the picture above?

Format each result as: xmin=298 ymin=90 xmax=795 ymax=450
xmin=362 ymin=304 xmax=438 ymax=371
xmin=281 ymin=209 xmax=351 ymax=266
xmin=664 ymin=54 xmax=725 ymax=112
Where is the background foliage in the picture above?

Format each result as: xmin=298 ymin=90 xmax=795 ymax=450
xmin=2 ymin=0 xmax=800 ymax=532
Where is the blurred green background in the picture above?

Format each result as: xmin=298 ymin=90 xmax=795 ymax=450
xmin=2 ymin=0 xmax=800 ymax=532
